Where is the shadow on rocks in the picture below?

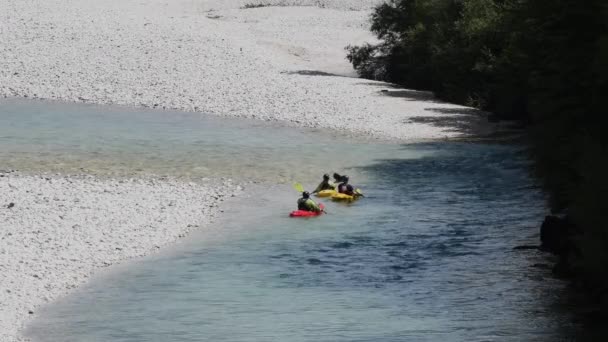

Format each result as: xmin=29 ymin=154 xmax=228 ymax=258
xmin=282 ymin=70 xmax=353 ymax=78
xmin=372 ymin=88 xmax=517 ymax=139
xmin=380 ymin=89 xmax=439 ymax=102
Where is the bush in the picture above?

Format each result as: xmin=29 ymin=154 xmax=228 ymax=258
xmin=347 ymin=0 xmax=608 ymax=290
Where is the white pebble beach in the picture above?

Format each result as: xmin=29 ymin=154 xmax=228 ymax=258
xmin=0 ymin=173 xmax=241 ymax=342
xmin=0 ymin=0 xmax=491 ymax=141
xmin=0 ymin=1 xmax=493 ymax=341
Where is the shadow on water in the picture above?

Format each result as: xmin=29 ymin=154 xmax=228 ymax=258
xmin=361 ymin=142 xmax=600 ymax=341
xmin=550 ymin=282 xmax=608 ymax=341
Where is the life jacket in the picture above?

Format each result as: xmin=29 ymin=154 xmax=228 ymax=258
xmin=344 ymin=184 xmax=355 ymax=195
xmin=297 ymin=197 xmax=310 ymax=210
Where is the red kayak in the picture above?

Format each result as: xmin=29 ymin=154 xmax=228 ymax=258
xmin=289 ymin=204 xmax=324 ymax=217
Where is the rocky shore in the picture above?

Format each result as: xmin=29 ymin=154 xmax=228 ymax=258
xmin=0 ymin=0 xmax=492 ymax=140
xmin=0 ymin=172 xmax=241 ymax=342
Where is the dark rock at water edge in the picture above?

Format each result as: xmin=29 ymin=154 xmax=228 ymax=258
xmin=538 ymin=215 xmax=584 ymax=279
xmin=540 ymin=215 xmax=579 ymax=254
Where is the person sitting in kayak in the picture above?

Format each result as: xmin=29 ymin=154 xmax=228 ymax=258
xmin=312 ymin=174 xmax=335 ymax=194
xmin=337 ymin=176 xmax=351 ymax=194
xmin=344 ymin=184 xmax=356 ymax=196
xmin=297 ymin=191 xmax=322 ymax=212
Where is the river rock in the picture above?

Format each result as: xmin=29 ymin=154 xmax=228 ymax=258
xmin=540 ymin=215 xmax=576 ymax=254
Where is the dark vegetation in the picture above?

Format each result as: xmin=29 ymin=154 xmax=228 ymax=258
xmin=347 ymin=0 xmax=608 ymax=308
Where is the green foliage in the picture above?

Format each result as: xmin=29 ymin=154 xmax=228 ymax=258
xmin=348 ymin=0 xmax=608 ymax=289
xmin=345 ymin=43 xmax=387 ymax=80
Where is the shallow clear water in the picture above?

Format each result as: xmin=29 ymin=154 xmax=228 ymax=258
xmin=0 ymin=99 xmax=576 ymax=341
xmin=0 ymin=98 xmax=413 ymax=183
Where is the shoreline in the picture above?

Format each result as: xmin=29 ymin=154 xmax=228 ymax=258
xmin=1 ymin=95 xmax=517 ymax=147
xmin=0 ymin=0 xmax=496 ymax=141
xmin=0 ymin=171 xmax=242 ymax=342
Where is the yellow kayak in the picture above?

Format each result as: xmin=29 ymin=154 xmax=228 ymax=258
xmin=316 ymin=189 xmax=337 ymax=197
xmin=331 ymin=189 xmax=363 ymax=202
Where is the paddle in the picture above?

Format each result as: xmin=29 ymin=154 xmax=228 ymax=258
xmin=293 ymin=182 xmax=327 ymax=214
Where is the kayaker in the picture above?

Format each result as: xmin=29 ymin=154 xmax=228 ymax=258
xmin=297 ymin=191 xmax=322 ymax=212
xmin=344 ymin=184 xmax=355 ymax=196
xmin=312 ymin=174 xmax=336 ymax=194
xmin=337 ymin=176 xmax=350 ymax=194
xmin=333 ymin=172 xmax=344 ymax=183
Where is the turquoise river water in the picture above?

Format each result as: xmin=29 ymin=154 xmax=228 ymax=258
xmin=0 ymin=99 xmax=580 ymax=341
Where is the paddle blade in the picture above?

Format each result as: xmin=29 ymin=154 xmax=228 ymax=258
xmin=293 ymin=182 xmax=304 ymax=192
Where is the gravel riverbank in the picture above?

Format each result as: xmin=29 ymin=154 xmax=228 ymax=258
xmin=0 ymin=172 xmax=241 ymax=342
xmin=0 ymin=0 xmax=492 ymax=140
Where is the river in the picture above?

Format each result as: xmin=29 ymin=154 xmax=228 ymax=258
xmin=0 ymin=99 xmax=577 ymax=341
